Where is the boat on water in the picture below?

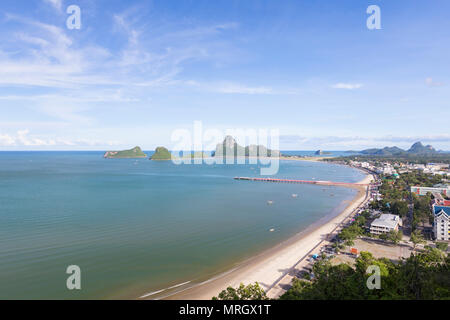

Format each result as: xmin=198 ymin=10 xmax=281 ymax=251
xmin=267 ymin=200 xmax=274 ymax=205
xmin=292 ymin=194 xmax=298 ymax=198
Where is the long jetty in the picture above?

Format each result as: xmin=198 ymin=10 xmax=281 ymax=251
xmin=234 ymin=177 xmax=369 ymax=186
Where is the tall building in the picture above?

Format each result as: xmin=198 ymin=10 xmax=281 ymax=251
xmin=433 ymin=205 xmax=450 ymax=241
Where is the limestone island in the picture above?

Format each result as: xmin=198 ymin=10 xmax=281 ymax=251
xmin=214 ymin=136 xmax=280 ymax=157
xmin=150 ymin=147 xmax=172 ymax=160
xmin=103 ymin=146 xmax=147 ymax=159
xmin=315 ymin=150 xmax=331 ymax=155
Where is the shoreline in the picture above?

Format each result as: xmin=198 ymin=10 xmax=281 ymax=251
xmin=148 ymin=171 xmax=373 ymax=300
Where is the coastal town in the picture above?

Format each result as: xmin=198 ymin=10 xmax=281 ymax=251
xmin=214 ymin=157 xmax=449 ymax=300
xmin=274 ymin=159 xmax=450 ymax=299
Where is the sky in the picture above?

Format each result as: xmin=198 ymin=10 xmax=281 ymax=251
xmin=0 ymin=0 xmax=449 ymax=151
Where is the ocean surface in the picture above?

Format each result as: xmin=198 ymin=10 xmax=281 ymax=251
xmin=0 ymin=152 xmax=365 ymax=299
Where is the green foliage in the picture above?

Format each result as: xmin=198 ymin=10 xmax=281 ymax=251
xmin=412 ymin=193 xmax=432 ymax=228
xmin=387 ymin=230 xmax=403 ymax=244
xmin=391 ymin=200 xmax=408 ymax=217
xmin=104 ymin=146 xmax=147 ymax=158
xmin=436 ymin=242 xmax=448 ymax=252
xmin=212 ymin=282 xmax=268 ymax=300
xmin=410 ymin=230 xmax=426 ymax=249
xmin=150 ymin=147 xmax=172 ymax=160
xmin=337 ymin=215 xmax=366 ymax=243
xmin=280 ymin=248 xmax=450 ymax=300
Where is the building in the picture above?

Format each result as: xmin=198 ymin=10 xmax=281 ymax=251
xmin=433 ymin=205 xmax=450 ymax=241
xmin=432 ymin=193 xmax=450 ymax=206
xmin=370 ymin=214 xmax=401 ymax=235
xmin=411 ymin=185 xmax=450 ymax=196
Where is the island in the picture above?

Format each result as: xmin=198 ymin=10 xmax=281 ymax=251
xmin=103 ymin=146 xmax=147 ymax=159
xmin=150 ymin=147 xmax=172 ymax=160
xmin=214 ymin=136 xmax=280 ymax=158
xmin=314 ymin=150 xmax=331 ymax=155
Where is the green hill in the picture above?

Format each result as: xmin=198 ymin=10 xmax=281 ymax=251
xmin=214 ymin=136 xmax=280 ymax=157
xmin=104 ymin=146 xmax=147 ymax=159
xmin=408 ymin=141 xmax=436 ymax=154
xmin=150 ymin=147 xmax=172 ymax=160
xmin=361 ymin=142 xmax=438 ymax=156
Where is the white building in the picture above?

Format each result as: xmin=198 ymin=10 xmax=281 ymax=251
xmin=433 ymin=205 xmax=450 ymax=241
xmin=370 ymin=214 xmax=401 ymax=235
xmin=411 ymin=185 xmax=450 ymax=196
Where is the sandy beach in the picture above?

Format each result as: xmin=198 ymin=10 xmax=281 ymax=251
xmin=159 ymin=172 xmax=374 ymax=300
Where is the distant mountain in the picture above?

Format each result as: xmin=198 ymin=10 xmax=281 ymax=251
xmin=214 ymin=136 xmax=280 ymax=157
xmin=104 ymin=146 xmax=147 ymax=159
xmin=361 ymin=142 xmax=438 ymax=156
xmin=361 ymin=146 xmax=405 ymax=156
xmin=407 ymin=142 xmax=436 ymax=154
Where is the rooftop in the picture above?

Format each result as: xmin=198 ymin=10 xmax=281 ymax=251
xmin=371 ymin=214 xmax=400 ymax=229
xmin=433 ymin=205 xmax=450 ymax=217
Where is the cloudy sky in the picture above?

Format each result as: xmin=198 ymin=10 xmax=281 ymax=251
xmin=0 ymin=0 xmax=449 ymax=151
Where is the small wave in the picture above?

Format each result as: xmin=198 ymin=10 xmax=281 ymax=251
xmin=139 ymin=280 xmax=192 ymax=299
xmin=139 ymin=289 xmax=165 ymax=298
xmin=166 ymin=281 xmax=191 ymax=290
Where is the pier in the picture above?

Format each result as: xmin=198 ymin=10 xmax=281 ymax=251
xmin=234 ymin=177 xmax=369 ymax=187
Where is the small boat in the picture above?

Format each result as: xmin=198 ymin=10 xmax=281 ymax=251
xmin=269 ymin=228 xmax=275 ymax=232
xmin=292 ymin=194 xmax=298 ymax=198
xmin=267 ymin=200 xmax=274 ymax=205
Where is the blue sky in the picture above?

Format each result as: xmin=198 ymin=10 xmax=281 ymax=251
xmin=0 ymin=0 xmax=449 ymax=150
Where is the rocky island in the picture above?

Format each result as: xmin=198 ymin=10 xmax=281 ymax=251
xmin=104 ymin=146 xmax=147 ymax=159
xmin=315 ymin=150 xmax=331 ymax=155
xmin=214 ymin=136 xmax=280 ymax=157
xmin=150 ymin=147 xmax=172 ymax=160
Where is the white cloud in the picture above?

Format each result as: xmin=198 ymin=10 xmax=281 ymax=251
xmin=0 ymin=134 xmax=15 ymax=146
xmin=43 ymin=0 xmax=63 ymax=11
xmin=217 ymin=83 xmax=274 ymax=95
xmin=0 ymin=129 xmax=120 ymax=147
xmin=0 ymin=12 xmax=239 ymax=92
xmin=183 ymin=81 xmax=303 ymax=95
xmin=425 ymin=77 xmax=444 ymax=87
xmin=331 ymin=83 xmax=363 ymax=90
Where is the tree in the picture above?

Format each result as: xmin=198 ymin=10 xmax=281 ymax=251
xmin=435 ymin=242 xmax=448 ymax=252
xmin=387 ymin=229 xmax=403 ymax=244
xmin=410 ymin=230 xmax=426 ymax=251
xmin=391 ymin=200 xmax=408 ymax=217
xmin=213 ymin=282 xmax=268 ymax=300
xmin=281 ymin=248 xmax=449 ymax=300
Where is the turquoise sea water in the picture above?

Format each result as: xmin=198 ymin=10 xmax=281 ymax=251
xmin=0 ymin=152 xmax=364 ymax=299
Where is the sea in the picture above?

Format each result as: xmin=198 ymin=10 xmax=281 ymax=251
xmin=0 ymin=151 xmax=365 ymax=299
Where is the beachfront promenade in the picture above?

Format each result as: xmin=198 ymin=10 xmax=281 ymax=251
xmin=234 ymin=176 xmax=370 ymax=187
